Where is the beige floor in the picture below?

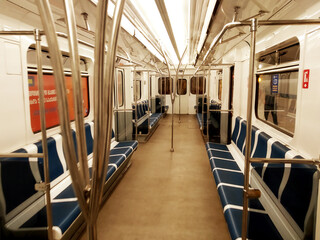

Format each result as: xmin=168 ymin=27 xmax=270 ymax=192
xmin=78 ymin=115 xmax=230 ymax=240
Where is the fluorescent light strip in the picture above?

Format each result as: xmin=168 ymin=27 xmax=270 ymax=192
xmin=197 ymin=0 xmax=217 ymax=54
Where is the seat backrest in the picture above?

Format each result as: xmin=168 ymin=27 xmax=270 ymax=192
xmin=0 ymin=147 xmax=42 ymax=222
xmin=230 ymin=116 xmax=320 ymax=237
xmin=35 ymin=135 xmax=66 ymax=182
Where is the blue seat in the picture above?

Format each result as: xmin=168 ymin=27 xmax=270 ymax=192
xmin=210 ymin=158 xmax=240 ymax=171
xmin=36 ymin=136 xmax=65 ymax=182
xmin=0 ymin=149 xmax=38 ymax=216
xmin=132 ymin=101 xmax=162 ymax=136
xmin=0 ymin=122 xmax=138 ymax=240
xmin=224 ymin=208 xmax=282 ymax=240
xmin=218 ymin=185 xmax=264 ymax=210
xmin=213 ymin=169 xmax=244 ymax=186
xmin=206 ymin=116 xmax=318 ymax=239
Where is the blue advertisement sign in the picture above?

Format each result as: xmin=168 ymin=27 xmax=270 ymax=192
xmin=272 ymin=74 xmax=279 ymax=93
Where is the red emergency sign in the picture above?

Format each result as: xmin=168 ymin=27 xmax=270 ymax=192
xmin=303 ymin=69 xmax=310 ymax=89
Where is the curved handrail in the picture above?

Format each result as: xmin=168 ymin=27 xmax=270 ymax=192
xmin=63 ymin=0 xmax=90 ymax=193
xmin=35 ymin=0 xmax=90 ymax=222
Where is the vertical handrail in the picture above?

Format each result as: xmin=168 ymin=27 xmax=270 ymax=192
xmin=35 ymin=0 xmax=90 ymax=221
xmin=178 ymin=76 xmax=181 ymax=122
xmin=147 ymin=71 xmax=150 ymax=132
xmin=34 ymin=29 xmax=53 ymax=240
xmin=90 ymin=0 xmax=126 ymax=228
xmin=241 ymin=18 xmax=257 ymax=240
xmin=161 ymin=74 xmax=163 ymax=115
xmin=89 ymin=1 xmax=110 ymax=236
xmin=63 ymin=0 xmax=90 ymax=188
xmin=123 ymin=70 xmax=127 ymax=140
xmin=197 ymin=75 xmax=199 ymax=121
xmin=134 ymin=67 xmax=138 ymax=139
xmin=206 ymin=66 xmax=211 ymax=139
xmin=202 ymin=71 xmax=205 ymax=135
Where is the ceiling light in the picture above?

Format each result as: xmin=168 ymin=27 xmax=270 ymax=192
xmin=197 ymin=0 xmax=217 ymax=54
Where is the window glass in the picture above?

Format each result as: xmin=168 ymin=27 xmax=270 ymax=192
xmin=190 ymin=76 xmax=206 ymax=94
xmin=258 ymin=41 xmax=300 ymax=69
xmin=134 ymin=80 xmax=142 ymax=100
xmin=117 ymin=70 xmax=124 ymax=107
xmin=279 ymin=43 xmax=300 ymax=64
xmin=218 ymin=79 xmax=222 ymax=101
xmin=28 ymin=73 xmax=89 ymax=133
xmin=149 ymin=76 xmax=152 ymax=96
xmin=177 ymin=79 xmax=187 ymax=95
xmin=27 ymin=47 xmax=88 ymax=72
xmin=158 ymin=77 xmax=171 ymax=95
xmin=256 ymin=71 xmax=298 ymax=135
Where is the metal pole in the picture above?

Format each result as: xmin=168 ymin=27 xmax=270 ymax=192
xmin=207 ymin=65 xmax=211 ymax=139
xmin=241 ymin=18 xmax=257 ymax=240
xmin=90 ymin=0 xmax=109 ymax=236
xmin=148 ymin=71 xmax=150 ymax=133
xmin=202 ymin=71 xmax=205 ymax=135
xmin=35 ymin=0 xmax=89 ymax=221
xmin=89 ymin=1 xmax=126 ymax=239
xmin=134 ymin=67 xmax=138 ymax=140
xmin=170 ymin=74 xmax=174 ymax=152
xmin=0 ymin=153 xmax=43 ymax=158
xmin=63 ymin=0 xmax=90 ymax=188
xmin=34 ymin=29 xmax=53 ymax=240
xmin=178 ymin=76 xmax=181 ymax=123
xmin=250 ymin=157 xmax=320 ymax=165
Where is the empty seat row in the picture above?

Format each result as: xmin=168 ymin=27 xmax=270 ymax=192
xmin=0 ymin=122 xmax=138 ymax=240
xmin=132 ymin=100 xmax=163 ymax=135
xmin=205 ymin=116 xmax=318 ymax=239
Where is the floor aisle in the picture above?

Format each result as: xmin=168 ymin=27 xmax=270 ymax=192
xmin=78 ymin=115 xmax=230 ymax=240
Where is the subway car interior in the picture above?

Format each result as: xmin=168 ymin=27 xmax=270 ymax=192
xmin=1 ymin=0 xmax=320 ymax=239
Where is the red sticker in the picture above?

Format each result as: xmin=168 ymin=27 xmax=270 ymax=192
xmin=303 ymin=69 xmax=310 ymax=89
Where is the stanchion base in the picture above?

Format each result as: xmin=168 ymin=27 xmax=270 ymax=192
xmin=170 ymin=148 xmax=174 ymax=152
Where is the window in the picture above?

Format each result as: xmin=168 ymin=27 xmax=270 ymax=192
xmin=27 ymin=47 xmax=88 ymax=72
xmin=190 ymin=76 xmax=206 ymax=94
xmin=256 ymin=39 xmax=300 ymax=135
xmin=117 ymin=70 xmax=124 ymax=107
xmin=28 ymin=73 xmax=89 ymax=133
xmin=134 ymin=80 xmax=142 ymax=101
xmin=177 ymin=79 xmax=187 ymax=95
xmin=158 ymin=77 xmax=171 ymax=95
xmin=27 ymin=47 xmax=89 ymax=133
xmin=258 ymin=38 xmax=300 ymax=69
xmin=218 ymin=79 xmax=222 ymax=101
xmin=256 ymin=70 xmax=298 ymax=135
xmin=149 ymin=76 xmax=152 ymax=96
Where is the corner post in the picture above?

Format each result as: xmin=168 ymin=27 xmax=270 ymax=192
xmin=241 ymin=18 xmax=257 ymax=240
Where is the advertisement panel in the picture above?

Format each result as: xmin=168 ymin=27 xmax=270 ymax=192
xmin=28 ymin=73 xmax=89 ymax=132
